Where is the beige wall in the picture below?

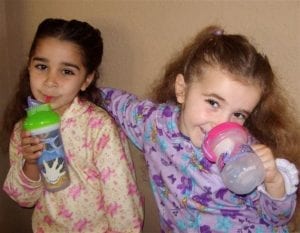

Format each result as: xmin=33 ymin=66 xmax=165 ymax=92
xmin=1 ymin=1 xmax=299 ymax=232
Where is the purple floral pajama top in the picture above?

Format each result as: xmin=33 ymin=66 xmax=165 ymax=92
xmin=101 ymin=88 xmax=296 ymax=233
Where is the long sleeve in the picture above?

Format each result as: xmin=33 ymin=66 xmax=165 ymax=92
xmin=256 ymin=158 xmax=298 ymax=226
xmin=93 ymin=117 xmax=143 ymax=232
xmin=101 ymin=87 xmax=156 ymax=151
xmin=4 ymin=99 xmax=143 ymax=232
xmin=3 ymin=122 xmax=43 ymax=207
xmin=100 ymin=87 xmax=295 ymax=232
xmin=258 ymin=191 xmax=297 ymax=226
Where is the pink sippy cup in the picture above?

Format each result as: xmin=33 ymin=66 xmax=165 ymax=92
xmin=202 ymin=122 xmax=265 ymax=195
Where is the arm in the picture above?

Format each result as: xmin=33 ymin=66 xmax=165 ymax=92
xmin=94 ymin=117 xmax=143 ymax=232
xmin=3 ymin=122 xmax=43 ymax=207
xmin=257 ymin=186 xmax=297 ymax=226
xmin=21 ymin=131 xmax=43 ymax=181
xmin=101 ymin=87 xmax=156 ymax=151
xmin=252 ymin=144 xmax=298 ymax=225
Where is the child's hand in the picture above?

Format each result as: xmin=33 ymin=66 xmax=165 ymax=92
xmin=251 ymin=144 xmax=285 ymax=198
xmin=21 ymin=131 xmax=44 ymax=164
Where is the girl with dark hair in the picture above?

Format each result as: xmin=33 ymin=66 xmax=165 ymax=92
xmin=2 ymin=18 xmax=143 ymax=232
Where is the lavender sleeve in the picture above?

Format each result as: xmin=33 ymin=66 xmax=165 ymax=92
xmin=259 ymin=190 xmax=297 ymax=225
xmin=100 ymin=87 xmax=298 ymax=227
xmin=100 ymin=87 xmax=154 ymax=151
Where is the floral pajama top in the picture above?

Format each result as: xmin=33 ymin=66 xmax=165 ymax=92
xmin=3 ymin=97 xmax=144 ymax=233
xmin=100 ymin=87 xmax=297 ymax=233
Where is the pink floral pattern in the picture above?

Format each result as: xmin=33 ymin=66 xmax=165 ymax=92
xmin=3 ymin=97 xmax=143 ymax=232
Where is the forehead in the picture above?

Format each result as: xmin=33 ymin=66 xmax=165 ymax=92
xmin=33 ymin=37 xmax=84 ymax=64
xmin=193 ymin=66 xmax=262 ymax=111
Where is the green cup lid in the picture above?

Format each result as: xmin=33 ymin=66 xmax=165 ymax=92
xmin=23 ymin=104 xmax=60 ymax=131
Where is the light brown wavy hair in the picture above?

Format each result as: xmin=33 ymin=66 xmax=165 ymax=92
xmin=150 ymin=25 xmax=300 ymax=230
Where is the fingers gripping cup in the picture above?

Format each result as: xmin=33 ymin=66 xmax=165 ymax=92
xmin=202 ymin=122 xmax=265 ymax=195
xmin=23 ymin=97 xmax=70 ymax=192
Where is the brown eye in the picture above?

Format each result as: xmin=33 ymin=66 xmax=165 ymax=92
xmin=62 ymin=69 xmax=75 ymax=76
xmin=233 ymin=112 xmax=246 ymax=120
xmin=206 ymin=99 xmax=219 ymax=108
xmin=35 ymin=64 xmax=47 ymax=70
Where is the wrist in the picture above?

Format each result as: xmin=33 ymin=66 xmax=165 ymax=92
xmin=264 ymin=172 xmax=285 ymax=198
xmin=22 ymin=159 xmax=40 ymax=181
xmin=24 ymin=159 xmax=38 ymax=165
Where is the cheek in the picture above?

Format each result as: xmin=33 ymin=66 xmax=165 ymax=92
xmin=30 ymin=80 xmax=44 ymax=95
xmin=29 ymin=77 xmax=37 ymax=90
xmin=195 ymin=104 xmax=213 ymax=118
xmin=63 ymin=85 xmax=83 ymax=98
xmin=185 ymin=106 xmax=210 ymax=125
xmin=29 ymin=73 xmax=42 ymax=84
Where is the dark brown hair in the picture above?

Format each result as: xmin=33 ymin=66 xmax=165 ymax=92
xmin=1 ymin=18 xmax=104 ymax=152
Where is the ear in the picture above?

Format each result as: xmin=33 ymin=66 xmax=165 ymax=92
xmin=80 ymin=72 xmax=95 ymax=91
xmin=175 ymin=74 xmax=186 ymax=104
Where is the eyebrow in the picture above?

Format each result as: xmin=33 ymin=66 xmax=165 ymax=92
xmin=204 ymin=93 xmax=225 ymax=102
xmin=203 ymin=93 xmax=251 ymax=116
xmin=32 ymin=57 xmax=81 ymax=71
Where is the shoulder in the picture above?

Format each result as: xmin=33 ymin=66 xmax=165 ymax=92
xmin=139 ymin=102 xmax=181 ymax=138
xmin=11 ymin=120 xmax=24 ymax=136
xmin=14 ymin=120 xmax=23 ymax=131
xmin=83 ymin=101 xmax=120 ymax=130
xmin=155 ymin=103 xmax=180 ymax=125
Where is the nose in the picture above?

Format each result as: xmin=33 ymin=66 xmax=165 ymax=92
xmin=44 ymin=71 xmax=58 ymax=87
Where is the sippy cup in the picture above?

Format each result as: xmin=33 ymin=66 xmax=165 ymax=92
xmin=23 ymin=97 xmax=70 ymax=192
xmin=202 ymin=122 xmax=265 ymax=195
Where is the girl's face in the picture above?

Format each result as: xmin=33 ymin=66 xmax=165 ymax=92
xmin=28 ymin=37 xmax=93 ymax=115
xmin=175 ymin=66 xmax=261 ymax=148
